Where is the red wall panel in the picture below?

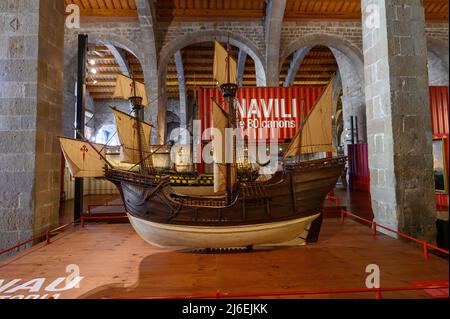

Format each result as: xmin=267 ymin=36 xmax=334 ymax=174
xmin=348 ymin=143 xmax=370 ymax=192
xmin=430 ymin=86 xmax=449 ymax=208
xmin=348 ymin=86 xmax=449 ymax=208
xmin=198 ymin=86 xmax=449 ymax=206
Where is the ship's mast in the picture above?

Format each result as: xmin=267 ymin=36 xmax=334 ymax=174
xmin=128 ymin=73 xmax=151 ymax=174
xmin=220 ymin=39 xmax=238 ymax=204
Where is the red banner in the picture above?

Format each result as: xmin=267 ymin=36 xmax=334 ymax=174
xmin=198 ymin=86 xmax=325 ymax=142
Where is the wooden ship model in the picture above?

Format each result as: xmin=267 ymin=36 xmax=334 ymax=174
xmin=60 ymin=42 xmax=346 ymax=249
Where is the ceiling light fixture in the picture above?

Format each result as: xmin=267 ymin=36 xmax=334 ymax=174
xmin=89 ymin=59 xmax=96 ymax=66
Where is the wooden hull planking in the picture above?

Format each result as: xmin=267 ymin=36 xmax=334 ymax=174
xmin=128 ymin=213 xmax=320 ymax=248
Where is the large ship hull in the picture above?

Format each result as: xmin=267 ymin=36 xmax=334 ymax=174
xmin=106 ymin=157 xmax=346 ymax=249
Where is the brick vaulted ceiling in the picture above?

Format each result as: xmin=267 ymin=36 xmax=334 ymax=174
xmin=65 ymin=0 xmax=449 ymax=100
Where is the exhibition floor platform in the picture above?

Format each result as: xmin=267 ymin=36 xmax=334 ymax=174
xmin=1 ymin=216 xmax=447 ymax=299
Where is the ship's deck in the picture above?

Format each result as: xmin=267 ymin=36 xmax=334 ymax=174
xmin=0 ymin=217 xmax=448 ymax=299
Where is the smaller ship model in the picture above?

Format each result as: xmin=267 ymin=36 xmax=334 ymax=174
xmin=60 ymin=41 xmax=346 ymax=249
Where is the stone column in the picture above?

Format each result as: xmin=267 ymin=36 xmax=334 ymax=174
xmin=236 ymin=49 xmax=247 ymax=87
xmin=174 ymin=51 xmax=187 ymax=132
xmin=283 ymin=47 xmax=312 ymax=87
xmin=330 ymin=48 xmax=367 ymax=146
xmin=136 ymin=0 xmax=161 ymax=144
xmin=341 ymin=93 xmax=367 ymax=145
xmin=362 ymin=0 xmax=436 ymax=241
xmin=264 ymin=0 xmax=286 ymax=86
xmin=0 ymin=0 xmax=65 ymax=255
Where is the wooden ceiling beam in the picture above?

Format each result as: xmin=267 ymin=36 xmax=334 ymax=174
xmin=68 ymin=9 xmax=138 ymax=17
xmin=156 ymin=8 xmax=264 ymax=20
xmin=66 ymin=0 xmax=447 ymax=22
xmin=424 ymin=12 xmax=449 ymax=20
xmin=89 ymin=71 xmax=143 ymax=76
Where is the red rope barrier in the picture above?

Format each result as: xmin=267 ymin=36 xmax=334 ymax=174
xmin=340 ymin=209 xmax=450 ymax=257
xmin=0 ymin=210 xmax=127 ymax=255
xmin=87 ymin=210 xmax=128 ymax=215
xmin=0 ymin=234 xmax=47 ymax=255
xmin=326 ymin=191 xmax=340 ymax=206
xmin=2 ymin=206 xmax=448 ymax=300
xmin=109 ymin=284 xmax=449 ymax=300
xmin=0 ymin=219 xmax=81 ymax=256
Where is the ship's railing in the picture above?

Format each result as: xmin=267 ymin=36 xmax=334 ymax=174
xmin=340 ymin=209 xmax=450 ymax=259
xmin=108 ymin=284 xmax=449 ymax=300
xmin=286 ymin=155 xmax=347 ymax=170
xmin=105 ymin=168 xmax=163 ymax=186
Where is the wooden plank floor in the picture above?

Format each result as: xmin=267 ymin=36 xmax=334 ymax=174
xmin=0 ymin=217 xmax=448 ymax=299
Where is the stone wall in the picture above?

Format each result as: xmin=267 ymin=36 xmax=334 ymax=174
xmin=62 ymin=22 xmax=144 ymax=136
xmin=156 ymin=21 xmax=266 ymax=61
xmin=61 ymin=17 xmax=448 ymax=146
xmin=281 ymin=21 xmax=363 ymax=55
xmin=426 ymin=22 xmax=449 ymax=86
xmin=426 ymin=22 xmax=449 ymax=43
xmin=0 ymin=0 xmax=65 ymax=256
xmin=64 ymin=21 xmax=142 ymax=55
xmin=93 ymin=99 xmax=130 ymax=144
xmin=428 ymin=51 xmax=449 ymax=86
xmin=166 ymin=98 xmax=181 ymax=119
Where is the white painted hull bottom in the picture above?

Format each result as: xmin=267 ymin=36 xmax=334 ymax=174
xmin=128 ymin=213 xmax=321 ymax=249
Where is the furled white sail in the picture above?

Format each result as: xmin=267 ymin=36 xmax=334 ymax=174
xmin=112 ymin=108 xmax=152 ymax=164
xmin=213 ymin=41 xmax=237 ymax=86
xmin=60 ymin=137 xmax=107 ymax=178
xmin=113 ymin=74 xmax=149 ymax=107
xmin=284 ymin=79 xmax=335 ymax=157
xmin=212 ymin=101 xmax=237 ymax=194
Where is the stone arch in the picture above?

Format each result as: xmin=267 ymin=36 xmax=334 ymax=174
xmin=280 ymin=34 xmax=366 ymax=144
xmin=64 ymin=34 xmax=145 ymax=67
xmin=157 ymin=30 xmax=267 ymax=143
xmin=427 ymin=37 xmax=449 ymax=86
xmin=159 ymin=31 xmax=267 ymax=87
xmin=63 ymin=34 xmax=151 ymax=138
